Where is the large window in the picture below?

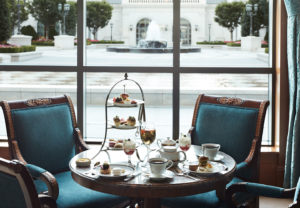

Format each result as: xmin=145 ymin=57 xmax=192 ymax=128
xmin=0 ymin=0 xmax=274 ymax=145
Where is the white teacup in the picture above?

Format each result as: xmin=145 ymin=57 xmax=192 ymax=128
xmin=149 ymin=157 xmax=173 ymax=176
xmin=202 ymin=143 xmax=220 ymax=160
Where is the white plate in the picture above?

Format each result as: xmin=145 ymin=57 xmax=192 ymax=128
xmin=196 ymin=154 xmax=224 ymax=162
xmin=108 ymin=99 xmax=144 ymax=107
xmin=95 ymin=164 xmax=134 ymax=179
xmin=107 ymin=146 xmax=123 ymax=151
xmin=111 ymin=124 xmax=137 ymax=129
xmin=188 ymin=162 xmax=225 ymax=176
xmin=148 ymin=170 xmax=174 ymax=182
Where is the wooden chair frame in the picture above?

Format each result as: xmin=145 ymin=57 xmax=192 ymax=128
xmin=0 ymin=95 xmax=89 ymax=200
xmin=0 ymin=157 xmax=56 ymax=208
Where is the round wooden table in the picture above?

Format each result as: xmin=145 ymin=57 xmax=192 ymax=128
xmin=70 ymin=145 xmax=236 ymax=208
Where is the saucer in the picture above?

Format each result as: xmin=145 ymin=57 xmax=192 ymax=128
xmin=211 ymin=154 xmax=224 ymax=161
xmin=149 ymin=170 xmax=174 ymax=182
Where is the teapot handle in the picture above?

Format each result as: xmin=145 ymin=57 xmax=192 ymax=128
xmin=178 ymin=151 xmax=187 ymax=163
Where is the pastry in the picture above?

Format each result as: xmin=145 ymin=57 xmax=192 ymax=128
xmin=131 ymin=100 xmax=137 ymax=104
xmin=109 ymin=139 xmax=116 ymax=147
xmin=76 ymin=158 xmax=91 ymax=167
xmin=112 ymin=168 xmax=124 ymax=176
xmin=113 ymin=116 xmax=121 ymax=127
xmin=114 ymin=143 xmax=123 ymax=149
xmin=100 ymin=162 xmax=111 ymax=174
xmin=127 ymin=116 xmax=136 ymax=126
xmin=120 ymin=93 xmax=129 ymax=100
xmin=113 ymin=97 xmax=123 ymax=103
xmin=199 ymin=156 xmax=208 ymax=167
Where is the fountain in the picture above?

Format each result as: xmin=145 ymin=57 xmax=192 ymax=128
xmin=107 ymin=21 xmax=200 ymax=53
xmin=137 ymin=21 xmax=167 ymax=49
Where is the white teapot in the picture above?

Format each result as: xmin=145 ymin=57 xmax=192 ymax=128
xmin=158 ymin=148 xmax=186 ymax=167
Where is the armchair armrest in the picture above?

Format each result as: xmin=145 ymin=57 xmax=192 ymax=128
xmin=226 ymin=182 xmax=295 ymax=208
xmin=26 ymin=164 xmax=59 ymax=200
xmin=74 ymin=128 xmax=89 ymax=153
xmin=38 ymin=194 xmax=57 ymax=208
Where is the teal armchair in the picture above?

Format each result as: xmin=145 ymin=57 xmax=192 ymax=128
xmin=1 ymin=95 xmax=129 ymax=208
xmin=226 ymin=178 xmax=300 ymax=208
xmin=162 ymin=94 xmax=269 ymax=208
xmin=0 ymin=157 xmax=56 ymax=208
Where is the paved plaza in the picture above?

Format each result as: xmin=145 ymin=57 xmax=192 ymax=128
xmin=0 ymin=46 xmax=271 ymax=144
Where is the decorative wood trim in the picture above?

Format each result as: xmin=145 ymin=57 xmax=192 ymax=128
xmin=39 ymin=171 xmax=59 ymax=200
xmin=217 ymin=97 xmax=244 ymax=106
xmin=25 ymin=98 xmax=52 ymax=107
xmin=74 ymin=128 xmax=89 ymax=153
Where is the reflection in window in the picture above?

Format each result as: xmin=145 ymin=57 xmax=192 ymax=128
xmin=136 ymin=18 xmax=151 ymax=45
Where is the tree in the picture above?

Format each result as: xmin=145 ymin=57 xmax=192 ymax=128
xmin=87 ymin=1 xmax=113 ymax=40
xmin=7 ymin=0 xmax=29 ymax=35
xmin=241 ymin=0 xmax=269 ymax=39
xmin=65 ymin=1 xmax=77 ymax=36
xmin=0 ymin=0 xmax=11 ymax=43
xmin=28 ymin=0 xmax=65 ymax=39
xmin=214 ymin=2 xmax=245 ymax=41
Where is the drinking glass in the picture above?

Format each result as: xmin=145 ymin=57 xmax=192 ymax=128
xmin=140 ymin=122 xmax=156 ymax=162
xmin=178 ymin=133 xmax=191 ymax=167
xmin=123 ymin=138 xmax=136 ymax=165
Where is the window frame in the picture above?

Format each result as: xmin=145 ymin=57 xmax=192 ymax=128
xmin=0 ymin=0 xmax=276 ymax=146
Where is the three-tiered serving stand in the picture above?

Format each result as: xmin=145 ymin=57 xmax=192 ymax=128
xmin=92 ymin=73 xmax=146 ymax=160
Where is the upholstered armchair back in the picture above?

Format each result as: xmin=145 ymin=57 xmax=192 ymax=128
xmin=1 ymin=97 xmax=78 ymax=174
xmin=192 ymin=102 xmax=258 ymax=163
xmin=10 ymin=103 xmax=76 ymax=174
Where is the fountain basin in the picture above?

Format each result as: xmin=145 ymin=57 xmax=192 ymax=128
xmin=106 ymin=47 xmax=201 ymax=53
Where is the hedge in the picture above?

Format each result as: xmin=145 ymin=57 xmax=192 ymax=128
xmin=0 ymin=45 xmax=36 ymax=53
xmin=226 ymin=42 xmax=241 ymax=47
xmin=32 ymin=40 xmax=54 ymax=46
xmin=265 ymin=48 xmax=269 ymax=54
xmin=197 ymin=41 xmax=226 ymax=45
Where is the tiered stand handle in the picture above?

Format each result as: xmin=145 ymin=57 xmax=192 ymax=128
xmin=91 ymin=73 xmax=146 ymax=160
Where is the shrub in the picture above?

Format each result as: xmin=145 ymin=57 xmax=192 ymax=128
xmin=265 ymin=48 xmax=269 ymax=54
xmin=0 ymin=45 xmax=36 ymax=53
xmin=21 ymin=25 xmax=39 ymax=40
xmin=226 ymin=42 xmax=241 ymax=47
xmin=32 ymin=39 xmax=54 ymax=46
xmin=197 ymin=41 xmax=226 ymax=45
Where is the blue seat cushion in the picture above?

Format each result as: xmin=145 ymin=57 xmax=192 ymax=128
xmin=34 ymin=171 xmax=128 ymax=208
xmin=161 ymin=177 xmax=254 ymax=208
xmin=11 ymin=104 xmax=76 ymax=174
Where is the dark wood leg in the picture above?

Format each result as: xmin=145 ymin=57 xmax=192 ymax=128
xmin=143 ymin=198 xmax=161 ymax=208
xmin=216 ymin=184 xmax=226 ymax=201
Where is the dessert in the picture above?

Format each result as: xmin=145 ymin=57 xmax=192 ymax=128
xmin=199 ymin=156 xmax=209 ymax=167
xmin=109 ymin=139 xmax=116 ymax=147
xmin=120 ymin=93 xmax=129 ymax=100
xmin=131 ymin=100 xmax=137 ymax=104
xmin=76 ymin=158 xmax=91 ymax=167
xmin=113 ymin=97 xmax=123 ymax=104
xmin=189 ymin=162 xmax=199 ymax=171
xmin=117 ymin=139 xmax=123 ymax=143
xmin=112 ymin=168 xmax=125 ymax=176
xmin=100 ymin=162 xmax=111 ymax=174
xmin=114 ymin=143 xmax=123 ymax=149
xmin=113 ymin=116 xmax=121 ymax=127
xmin=127 ymin=116 xmax=136 ymax=126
